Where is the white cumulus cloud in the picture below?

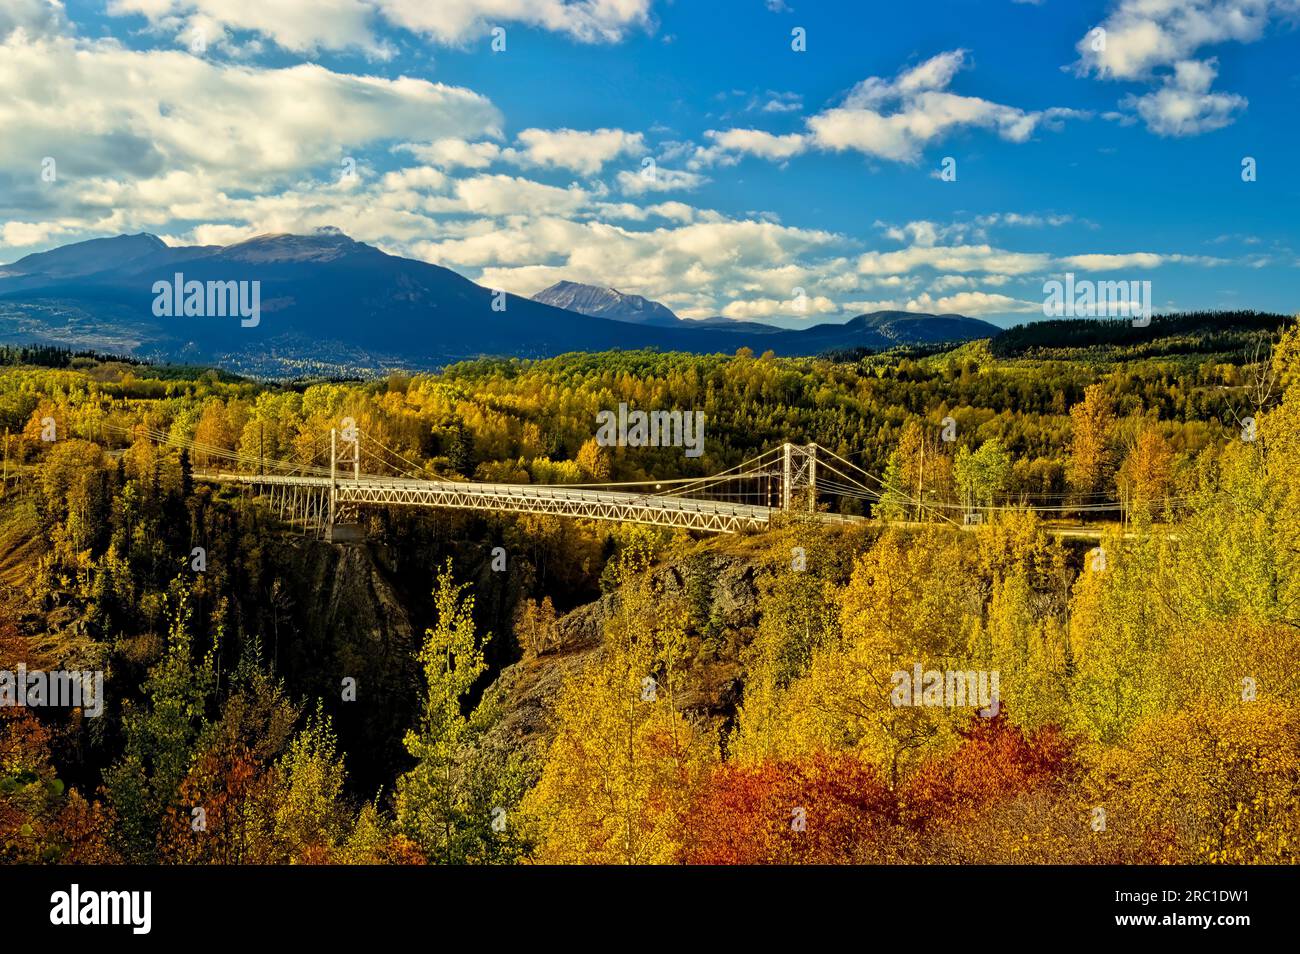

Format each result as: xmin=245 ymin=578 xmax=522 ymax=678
xmin=1 ymin=0 xmax=65 ymax=39
xmin=1072 ymin=0 xmax=1296 ymax=135
xmin=1123 ymin=58 xmax=1247 ymax=136
xmin=396 ymin=139 xmax=503 ymax=170
xmin=807 ymin=50 xmax=1079 ymax=162
xmin=0 ymin=32 xmax=501 ymax=189
xmin=506 ymin=127 xmax=645 ymax=174
xmin=721 ymin=295 xmax=838 ymax=320
xmin=616 ymin=166 xmax=708 ymax=194
xmin=696 ymin=128 xmax=808 ymax=166
xmin=106 ymin=0 xmax=656 ymax=51
xmin=107 ymin=0 xmax=388 ymax=55
xmin=374 ymin=0 xmax=654 ymax=45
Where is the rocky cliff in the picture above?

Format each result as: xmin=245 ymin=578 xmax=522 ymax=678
xmin=486 ymin=544 xmax=773 ymax=759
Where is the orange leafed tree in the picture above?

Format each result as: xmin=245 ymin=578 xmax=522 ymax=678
xmin=901 ymin=713 xmax=1077 ymax=827
xmin=679 ymin=751 xmax=897 ymax=865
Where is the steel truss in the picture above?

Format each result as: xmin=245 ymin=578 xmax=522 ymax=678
xmin=227 ymin=473 xmax=777 ymax=534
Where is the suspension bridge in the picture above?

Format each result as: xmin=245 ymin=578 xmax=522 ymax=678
xmin=110 ymin=423 xmax=1121 ymax=541
xmin=210 ymin=434 xmax=847 ymax=537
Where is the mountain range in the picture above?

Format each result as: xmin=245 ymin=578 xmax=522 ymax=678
xmin=0 ymin=230 xmax=1000 ymax=376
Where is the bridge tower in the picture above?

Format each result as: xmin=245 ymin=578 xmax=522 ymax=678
xmin=781 ymin=442 xmax=818 ymax=512
xmin=327 ymin=426 xmax=365 ymax=543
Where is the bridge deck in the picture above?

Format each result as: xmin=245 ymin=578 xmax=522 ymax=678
xmin=210 ymin=472 xmax=782 ymax=533
xmin=204 ymin=471 xmax=1113 ymax=540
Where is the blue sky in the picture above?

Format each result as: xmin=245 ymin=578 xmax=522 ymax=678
xmin=2 ymin=0 xmax=1298 ymax=326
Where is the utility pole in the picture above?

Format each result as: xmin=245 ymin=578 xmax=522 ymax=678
xmin=2 ymin=427 xmax=8 ymax=489
xmin=259 ymin=420 xmax=265 ymax=476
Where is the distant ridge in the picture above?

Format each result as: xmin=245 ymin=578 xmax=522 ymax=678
xmin=990 ymin=311 xmax=1295 ymax=357
xmin=0 ymin=232 xmax=167 ymax=280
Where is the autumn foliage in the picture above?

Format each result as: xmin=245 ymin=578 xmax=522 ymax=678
xmin=681 ymin=752 xmax=896 ymax=864
xmin=5 ymin=321 xmax=1300 ymax=865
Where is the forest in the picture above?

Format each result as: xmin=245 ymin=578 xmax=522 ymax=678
xmin=1 ymin=313 xmax=1298 ymax=864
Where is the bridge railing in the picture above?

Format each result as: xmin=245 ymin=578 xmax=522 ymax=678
xmin=204 ymin=470 xmax=783 ymax=532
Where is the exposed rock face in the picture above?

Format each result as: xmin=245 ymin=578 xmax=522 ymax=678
xmin=486 ymin=548 xmax=771 ymax=759
xmin=270 ymin=538 xmax=422 ymax=792
xmin=314 ymin=543 xmax=416 ymax=650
